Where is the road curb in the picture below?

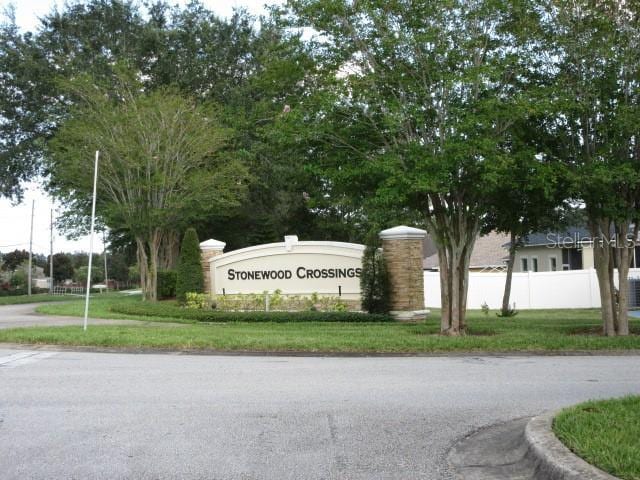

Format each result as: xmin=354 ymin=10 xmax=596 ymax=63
xmin=524 ymin=411 xmax=619 ymax=480
xmin=2 ymin=342 xmax=640 ymax=357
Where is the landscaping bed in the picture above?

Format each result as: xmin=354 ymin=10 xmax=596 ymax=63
xmin=108 ymin=302 xmax=392 ymax=323
xmin=553 ymin=396 xmax=640 ymax=480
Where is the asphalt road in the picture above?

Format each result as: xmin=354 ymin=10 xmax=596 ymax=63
xmin=0 ymin=302 xmax=146 ymax=329
xmin=1 ymin=350 xmax=639 ymax=480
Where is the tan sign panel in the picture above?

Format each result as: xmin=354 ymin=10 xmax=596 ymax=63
xmin=211 ymin=240 xmax=365 ymax=299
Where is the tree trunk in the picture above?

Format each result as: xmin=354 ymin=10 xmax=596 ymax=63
xmin=437 ymin=244 xmax=451 ymax=333
xmin=159 ymin=230 xmax=180 ymax=270
xmin=616 ymin=223 xmax=631 ymax=336
xmin=427 ymin=197 xmax=480 ymax=336
xmin=501 ymin=232 xmax=518 ymax=315
xmin=459 ymin=236 xmax=474 ymax=331
xmin=432 ymin=229 xmax=478 ymax=335
xmin=450 ymin=247 xmax=462 ymax=334
xmin=136 ymin=230 xmax=163 ymax=302
xmin=144 ymin=229 xmax=163 ymax=302
xmin=136 ymin=237 xmax=149 ymax=300
xmin=591 ymin=219 xmax=616 ymax=336
xmin=608 ymin=245 xmax=618 ymax=332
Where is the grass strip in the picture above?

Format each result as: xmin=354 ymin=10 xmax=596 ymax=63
xmin=0 ymin=294 xmax=82 ymax=305
xmin=553 ymin=396 xmax=640 ymax=480
xmin=1 ymin=318 xmax=640 ymax=353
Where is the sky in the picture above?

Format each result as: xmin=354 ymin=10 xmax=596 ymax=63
xmin=0 ymin=0 xmax=281 ymax=255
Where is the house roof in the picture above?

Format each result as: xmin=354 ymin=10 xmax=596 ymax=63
xmin=423 ymin=231 xmax=510 ymax=270
xmin=522 ymin=226 xmax=591 ymax=247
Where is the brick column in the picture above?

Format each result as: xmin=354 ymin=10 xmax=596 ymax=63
xmin=200 ymin=239 xmax=225 ymax=296
xmin=379 ymin=226 xmax=428 ymax=321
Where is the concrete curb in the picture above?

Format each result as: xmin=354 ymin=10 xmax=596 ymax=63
xmin=524 ymin=411 xmax=619 ymax=480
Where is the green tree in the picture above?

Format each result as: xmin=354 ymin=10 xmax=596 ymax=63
xmin=75 ymin=266 xmax=104 ymax=285
xmin=0 ymin=1 xmax=147 ymax=200
xmin=484 ymin=124 xmax=569 ymax=316
xmin=1 ymin=249 xmax=30 ymax=272
xmin=287 ymin=0 xmax=539 ymax=334
xmin=107 ymin=252 xmax=130 ymax=283
xmin=44 ymin=253 xmax=75 ymax=283
xmin=540 ymin=0 xmax=640 ymax=336
xmin=128 ymin=264 xmax=140 ymax=285
xmin=175 ymin=228 xmax=204 ymax=304
xmin=9 ymin=268 xmax=27 ymax=289
xmin=48 ymin=78 xmax=248 ymax=300
xmin=1 ymin=0 xmax=346 ymax=249
xmin=0 ymin=9 xmax=50 ymax=199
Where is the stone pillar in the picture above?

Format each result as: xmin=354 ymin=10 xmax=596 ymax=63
xmin=379 ymin=226 xmax=428 ymax=321
xmin=200 ymin=239 xmax=226 ymax=296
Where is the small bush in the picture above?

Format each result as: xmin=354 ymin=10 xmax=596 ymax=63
xmin=157 ymin=270 xmax=177 ymax=300
xmin=10 ymin=270 xmax=28 ymax=288
xmin=110 ymin=302 xmax=392 ymax=323
xmin=360 ymin=237 xmax=391 ymax=314
xmin=175 ymin=228 xmax=204 ymax=304
xmin=0 ymin=287 xmax=28 ymax=297
xmin=213 ymin=290 xmax=353 ymax=312
xmin=185 ymin=292 xmax=211 ymax=310
xmin=497 ymin=303 xmax=519 ymax=318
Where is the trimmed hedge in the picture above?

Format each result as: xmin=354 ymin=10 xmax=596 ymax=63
xmin=176 ymin=228 xmax=204 ymax=303
xmin=0 ymin=287 xmax=49 ymax=297
xmin=110 ymin=302 xmax=393 ymax=323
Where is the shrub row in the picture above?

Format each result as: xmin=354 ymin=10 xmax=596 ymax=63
xmin=110 ymin=302 xmax=393 ymax=323
xmin=0 ymin=287 xmax=49 ymax=297
xmin=213 ymin=290 xmax=355 ymax=312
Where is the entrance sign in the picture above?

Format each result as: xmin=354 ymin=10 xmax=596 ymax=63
xmin=209 ymin=236 xmax=364 ymax=299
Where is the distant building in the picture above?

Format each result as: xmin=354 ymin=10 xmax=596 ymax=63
xmin=422 ymin=225 xmax=640 ymax=275
xmin=423 ymin=231 xmax=510 ymax=272
xmin=34 ymin=278 xmax=51 ymax=289
xmin=514 ymin=226 xmax=640 ymax=272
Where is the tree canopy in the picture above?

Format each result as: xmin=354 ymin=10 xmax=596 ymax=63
xmin=284 ymin=0 xmax=544 ymax=333
xmin=48 ymin=78 xmax=248 ymax=300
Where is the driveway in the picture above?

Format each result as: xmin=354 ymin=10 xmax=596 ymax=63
xmin=0 ymin=302 xmax=146 ymax=329
xmin=1 ymin=350 xmax=639 ymax=479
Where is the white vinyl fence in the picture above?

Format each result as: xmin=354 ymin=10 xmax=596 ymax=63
xmin=424 ymin=268 xmax=640 ymax=310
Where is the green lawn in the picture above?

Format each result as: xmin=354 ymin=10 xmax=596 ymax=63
xmin=554 ymin=396 xmax=640 ymax=480
xmin=0 ymin=296 xmax=636 ymax=353
xmin=36 ymin=294 xmax=189 ymax=323
xmin=0 ymin=293 xmax=81 ymax=305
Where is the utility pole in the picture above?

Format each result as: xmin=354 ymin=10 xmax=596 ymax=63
xmin=103 ymin=230 xmax=108 ymax=291
xmin=83 ymin=151 xmax=99 ymax=331
xmin=49 ymin=208 xmax=54 ymax=294
xmin=28 ymin=200 xmax=34 ymax=296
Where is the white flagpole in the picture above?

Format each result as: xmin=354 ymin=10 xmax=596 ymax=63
xmin=83 ymin=151 xmax=99 ymax=331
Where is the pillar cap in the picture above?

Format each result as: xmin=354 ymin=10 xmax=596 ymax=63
xmin=379 ymin=225 xmax=427 ymax=240
xmin=200 ymin=238 xmax=226 ymax=252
